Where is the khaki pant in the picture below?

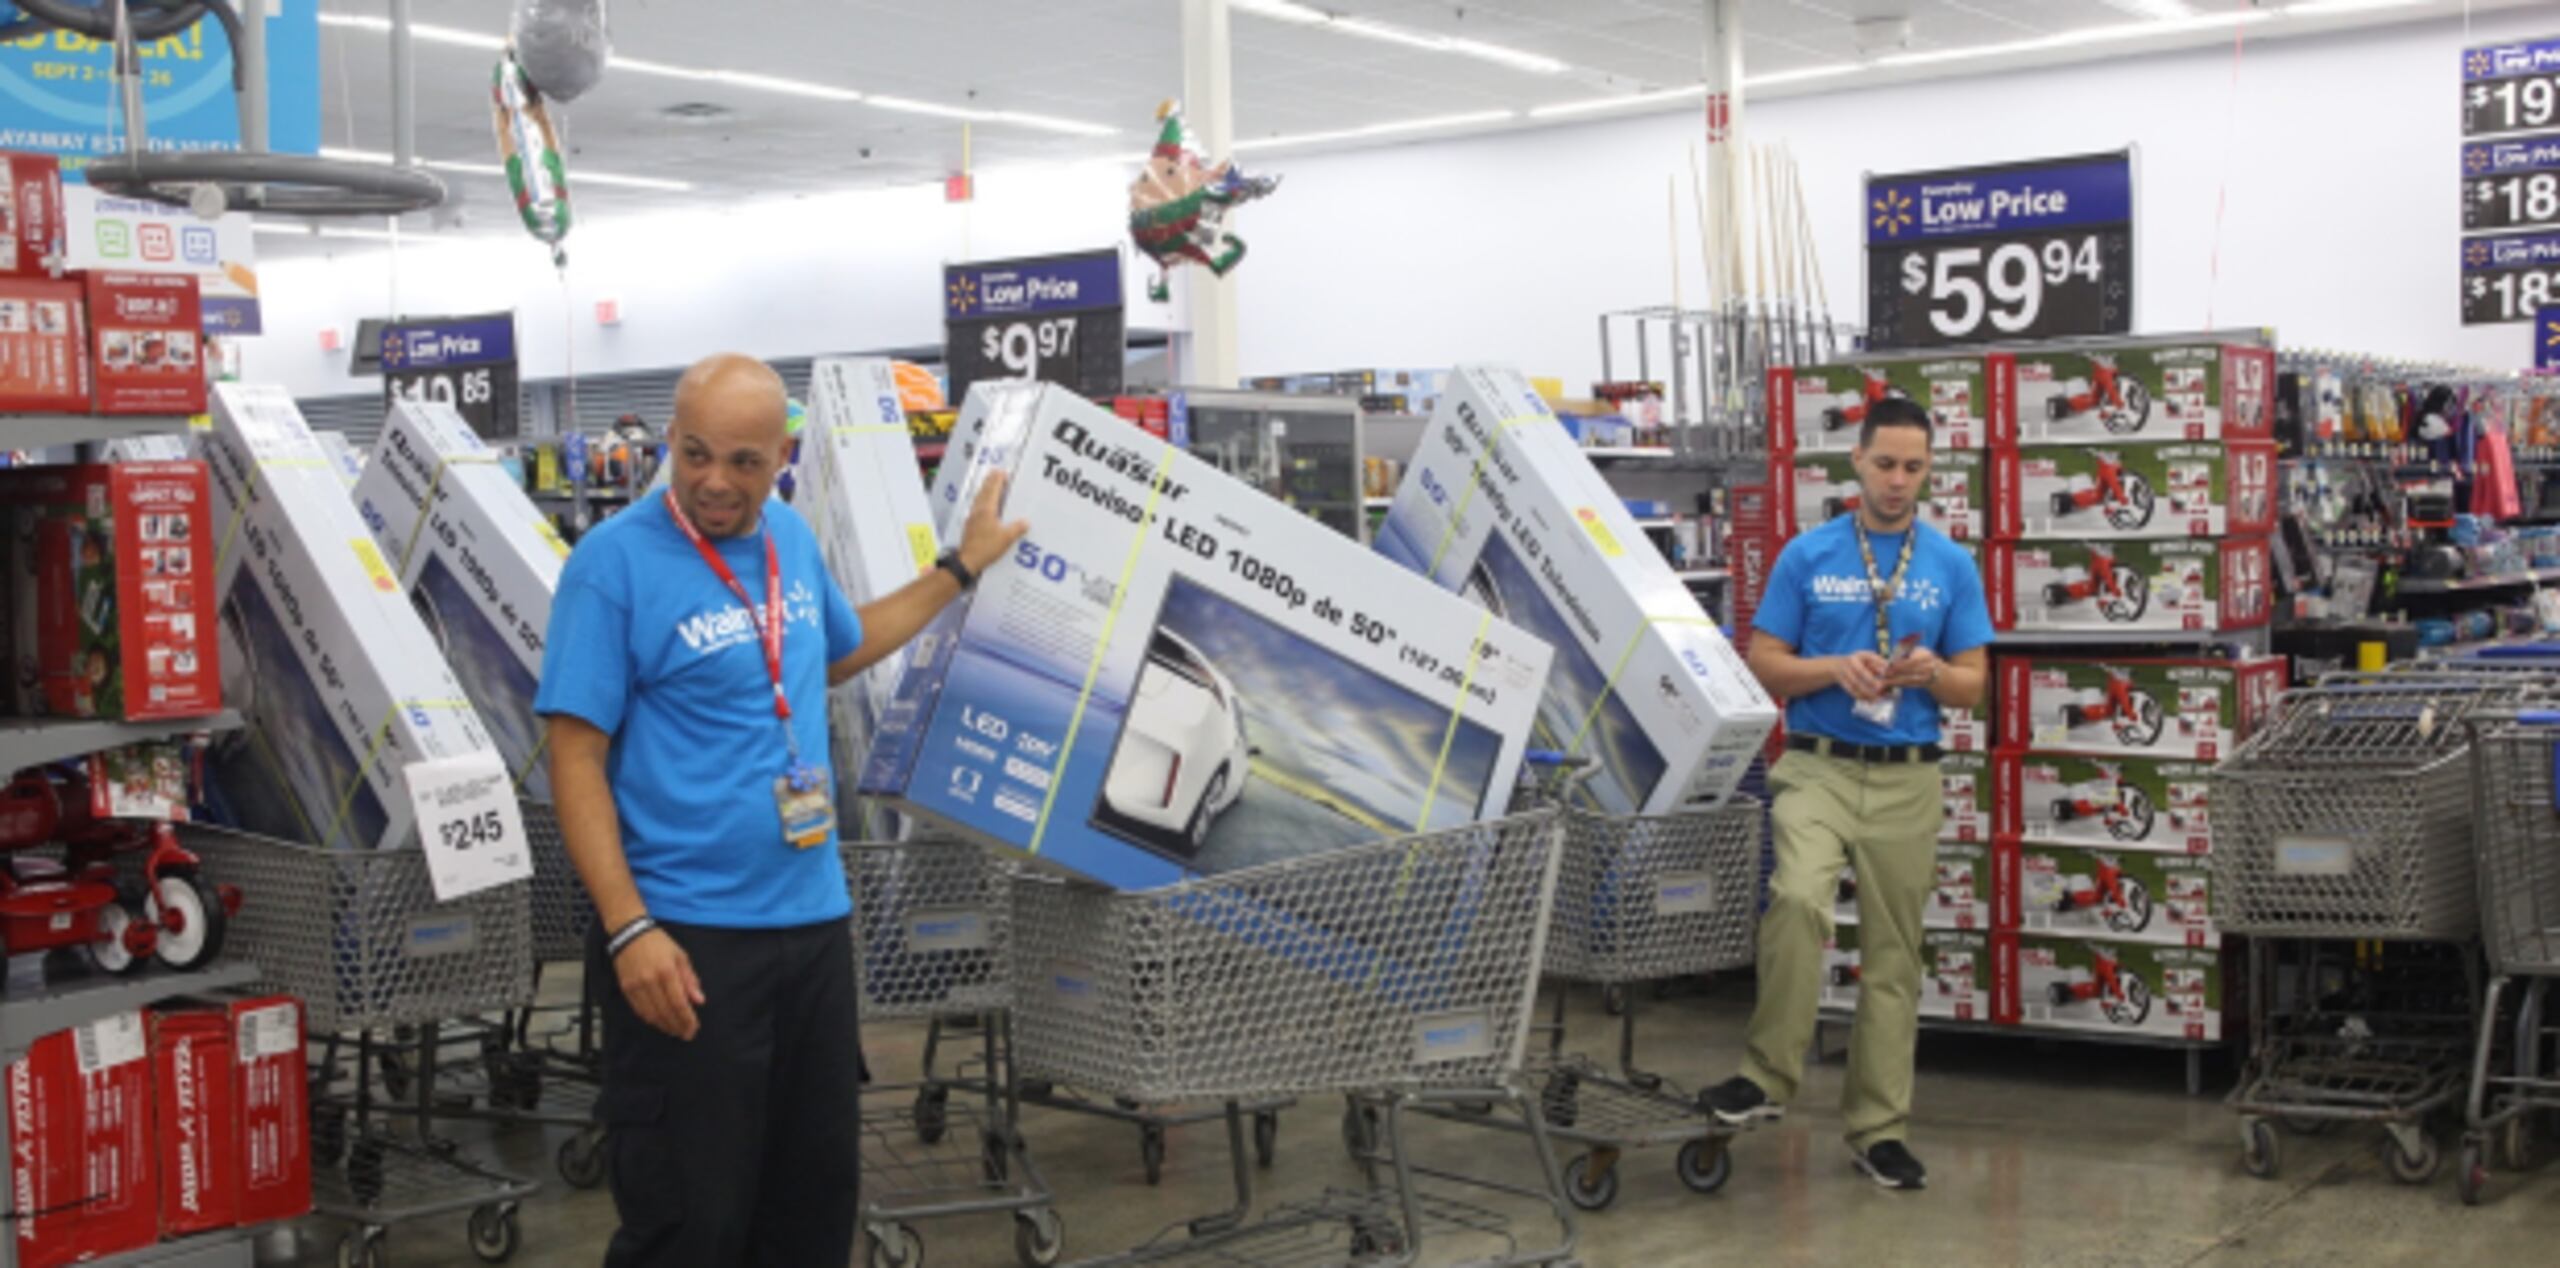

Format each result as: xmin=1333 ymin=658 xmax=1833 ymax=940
xmin=1740 ymin=748 xmax=1944 ymax=1148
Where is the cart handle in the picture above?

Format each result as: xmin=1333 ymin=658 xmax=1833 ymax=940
xmin=2473 ymin=644 xmax=2560 ymax=660
xmin=2515 ymin=711 xmax=2560 ymax=725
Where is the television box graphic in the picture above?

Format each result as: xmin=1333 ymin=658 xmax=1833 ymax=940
xmin=1999 ymin=656 xmax=2284 ymax=761
xmin=1940 ymin=750 xmax=1993 ymax=844
xmin=861 ymin=385 xmax=1554 ymax=890
xmin=1376 ymin=365 xmax=1775 ymax=813
xmin=1988 ymin=537 xmax=2271 ymax=633
xmin=1995 ymin=747 xmax=2217 ymax=855
xmin=197 ymin=383 xmax=500 ymax=850
xmin=8 ymin=1013 xmax=157 ymax=1268
xmin=1837 ymin=838 xmax=1994 ymax=932
xmin=797 ymin=358 xmax=942 ymax=805
xmin=1822 ymin=925 xmax=2005 ymax=1023
xmin=81 ymin=271 xmax=205 ymax=416
xmin=0 ymin=461 xmax=221 ymax=721
xmin=2017 ymin=842 xmax=2217 ymax=948
xmin=1766 ymin=354 xmax=2010 ymax=454
xmin=353 ymin=397 xmax=569 ymax=800
xmin=929 ymin=379 xmax=1042 ymax=541
xmin=1774 ymin=447 xmax=1984 ymax=542
xmin=1990 ymin=441 xmax=2277 ymax=541
xmin=2003 ymin=342 xmax=2276 ymax=447
xmin=148 ymin=1007 xmax=240 ymax=1237
xmin=2013 ymin=936 xmax=2223 ymax=1041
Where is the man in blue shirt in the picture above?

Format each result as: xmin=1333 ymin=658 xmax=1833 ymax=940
xmin=535 ymin=354 xmax=1026 ymax=1266
xmin=1696 ymin=396 xmax=1993 ymax=1191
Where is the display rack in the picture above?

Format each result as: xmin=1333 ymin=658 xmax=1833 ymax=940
xmin=1814 ymin=1009 xmax=2218 ymax=1096
xmin=0 ymin=712 xmax=241 ymax=777
xmin=1 ymin=413 xmax=200 ymax=453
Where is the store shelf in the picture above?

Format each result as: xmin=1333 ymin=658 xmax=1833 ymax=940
xmin=0 ymin=961 xmax=256 ymax=1063
xmin=1633 ymin=518 xmax=1674 ymax=530
xmin=2395 ymin=566 xmax=2560 ymax=594
xmin=1579 ymin=445 xmax=1677 ymax=461
xmin=0 ymin=711 xmax=240 ymax=776
xmin=85 ymin=1226 xmax=254 ymax=1268
xmin=1993 ymin=628 xmax=2259 ymax=647
xmin=1675 ymin=568 xmax=1728 ymax=583
xmin=0 ymin=413 xmax=198 ymax=453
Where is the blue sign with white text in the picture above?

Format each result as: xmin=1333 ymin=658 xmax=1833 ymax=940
xmin=2466 ymin=37 xmax=2560 ymax=82
xmin=945 ymin=249 xmax=1123 ymax=320
xmin=2465 ymin=134 xmax=2560 ymax=177
xmin=1865 ymin=153 xmax=2132 ymax=246
xmin=381 ymin=315 xmax=516 ymax=371
xmin=2539 ymin=306 xmax=2560 ymax=370
xmin=2463 ymin=230 xmax=2560 ymax=272
xmin=0 ymin=1 xmax=320 ymax=169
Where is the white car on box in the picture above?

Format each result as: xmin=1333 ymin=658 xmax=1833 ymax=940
xmin=1104 ymin=628 xmax=1252 ymax=853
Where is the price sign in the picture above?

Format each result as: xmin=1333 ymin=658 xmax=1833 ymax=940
xmin=1864 ymin=152 xmax=2133 ymax=350
xmin=2465 ymin=37 xmax=2560 ymax=136
xmin=944 ymin=249 xmax=1125 ymax=404
xmin=2538 ymin=306 xmax=2560 ymax=371
xmin=2463 ymin=135 xmax=2560 ymax=231
xmin=404 ymin=751 xmax=531 ymax=902
xmin=380 ymin=313 xmax=520 ymax=439
xmin=2462 ymin=230 xmax=2560 ymax=324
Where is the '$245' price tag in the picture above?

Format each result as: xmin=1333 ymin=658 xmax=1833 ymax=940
xmin=406 ymin=753 xmax=531 ymax=901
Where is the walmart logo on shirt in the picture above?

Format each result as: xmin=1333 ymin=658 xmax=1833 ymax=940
xmin=1808 ymin=573 xmax=1947 ymax=613
xmin=675 ymin=580 xmax=823 ymax=656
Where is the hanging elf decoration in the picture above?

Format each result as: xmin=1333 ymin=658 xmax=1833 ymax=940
xmin=1128 ymin=99 xmax=1279 ymax=302
xmin=493 ymin=52 xmax=573 ymax=266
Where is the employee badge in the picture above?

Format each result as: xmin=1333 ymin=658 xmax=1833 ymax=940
xmin=776 ymin=761 xmax=836 ymax=850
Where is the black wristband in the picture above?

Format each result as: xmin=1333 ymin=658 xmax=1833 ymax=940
xmin=936 ymin=549 xmax=977 ymax=592
xmin=606 ymin=915 xmax=660 ymax=960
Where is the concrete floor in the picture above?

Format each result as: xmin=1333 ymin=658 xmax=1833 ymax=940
xmin=283 ymin=981 xmax=2560 ymax=1267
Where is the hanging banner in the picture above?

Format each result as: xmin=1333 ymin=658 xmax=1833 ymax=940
xmin=1863 ymin=151 xmax=2134 ymax=351
xmin=62 ymin=185 xmax=259 ymax=332
xmin=0 ymin=1 xmax=321 ymax=171
xmin=942 ymin=248 xmax=1125 ymax=405
xmin=2464 ymin=36 xmax=2560 ymax=137
xmin=381 ymin=313 xmax=520 ymax=440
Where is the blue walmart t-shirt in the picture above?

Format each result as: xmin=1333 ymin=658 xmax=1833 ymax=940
xmin=533 ymin=496 xmax=864 ymax=929
xmin=1752 ymin=517 xmax=1993 ymax=747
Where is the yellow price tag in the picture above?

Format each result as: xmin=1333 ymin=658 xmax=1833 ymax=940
xmin=350 ymin=538 xmax=400 ymax=593
xmin=533 ymin=519 xmax=571 ymax=560
xmin=906 ymin=524 xmax=938 ymax=575
xmin=1575 ymin=507 xmax=1626 ymax=558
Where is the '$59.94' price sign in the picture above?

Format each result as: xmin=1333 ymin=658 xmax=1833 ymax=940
xmin=1865 ymin=152 xmax=2134 ymax=351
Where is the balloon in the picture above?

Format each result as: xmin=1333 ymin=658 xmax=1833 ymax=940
xmin=510 ymin=0 xmax=610 ymax=103
xmin=492 ymin=53 xmax=572 ymax=266
xmin=1129 ymin=99 xmax=1279 ymax=302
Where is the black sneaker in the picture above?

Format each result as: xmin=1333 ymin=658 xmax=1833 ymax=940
xmin=1696 ymin=1076 xmax=1783 ymax=1126
xmin=1850 ymin=1139 xmax=1927 ymax=1191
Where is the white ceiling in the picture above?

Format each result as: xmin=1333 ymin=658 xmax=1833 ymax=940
xmin=267 ymin=0 xmax=2520 ymax=254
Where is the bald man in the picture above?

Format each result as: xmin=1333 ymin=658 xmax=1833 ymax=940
xmin=535 ymin=354 xmax=1026 ymax=1266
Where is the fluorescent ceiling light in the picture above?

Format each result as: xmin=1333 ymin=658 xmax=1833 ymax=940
xmin=1877 ymin=11 xmax=2270 ymax=69
xmin=1750 ymin=62 xmax=1862 ymax=88
xmin=2097 ymin=0 xmax=2198 ymax=18
xmin=986 ymin=113 xmax=1121 ymax=138
xmin=316 ymin=13 xmax=504 ymax=50
xmin=321 ymin=147 xmax=697 ymax=192
xmin=1445 ymin=39 xmax=1567 ymax=76
xmin=1230 ymin=0 xmax=1328 ymax=22
xmin=709 ymin=71 xmax=862 ymax=102
xmin=863 ymin=94 xmax=989 ymax=122
xmin=606 ymin=55 xmax=724 ymax=83
xmin=1332 ymin=17 xmax=1454 ymax=53
xmin=1231 ymin=4 xmax=1565 ymax=76
xmin=2284 ymin=0 xmax=2424 ymax=13
xmin=1528 ymin=85 xmax=1704 ymax=119
xmin=1232 ymin=110 xmax=1514 ymax=152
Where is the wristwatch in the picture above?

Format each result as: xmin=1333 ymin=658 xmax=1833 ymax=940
xmin=936 ymin=549 xmax=978 ymax=591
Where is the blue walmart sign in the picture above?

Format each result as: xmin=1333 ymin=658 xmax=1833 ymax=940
xmin=1866 ymin=153 xmax=2132 ymax=246
xmin=0 ymin=1 xmax=319 ymax=169
xmin=944 ymin=249 xmax=1123 ymax=319
xmin=381 ymin=314 xmax=515 ymax=371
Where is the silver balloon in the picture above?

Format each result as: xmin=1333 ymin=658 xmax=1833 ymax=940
xmin=509 ymin=0 xmax=609 ymax=103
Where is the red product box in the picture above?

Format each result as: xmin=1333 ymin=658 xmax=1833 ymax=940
xmin=82 ymin=272 xmax=206 ymax=416
xmin=1988 ymin=931 xmax=2024 ymax=1025
xmin=0 ymin=462 xmax=222 ymax=721
xmin=1987 ymin=440 xmax=2278 ymax=542
xmin=0 ymin=275 xmax=89 ymax=412
xmin=0 ymin=152 xmax=63 ymax=277
xmin=1990 ymin=835 xmax=2024 ymax=930
xmin=9 ymin=1014 xmax=159 ymax=1268
xmin=1997 ymin=655 xmax=2286 ymax=760
xmin=225 ymin=996 xmax=309 ymax=1226
xmin=149 ymin=1009 xmax=240 ymax=1237
xmin=2001 ymin=343 xmax=2276 ymax=447
xmin=1985 ymin=537 xmax=2272 ymax=634
xmin=1765 ymin=355 xmax=2012 ymax=455
xmin=1111 ymin=396 xmax=1171 ymax=441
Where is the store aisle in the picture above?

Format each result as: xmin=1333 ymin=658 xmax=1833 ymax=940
xmin=297 ymin=986 xmax=2559 ymax=1267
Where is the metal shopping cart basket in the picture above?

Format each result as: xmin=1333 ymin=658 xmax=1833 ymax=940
xmin=177 ymin=824 xmax=541 ymax=1267
xmin=2458 ymin=709 xmax=2560 ymax=1203
xmin=849 ymin=837 xmax=1063 ymax=1268
xmin=1011 ymin=808 xmax=1577 ymax=1267
xmin=2214 ymin=675 xmax=2530 ymax=1185
xmin=1411 ymin=794 xmax=1764 ymax=1214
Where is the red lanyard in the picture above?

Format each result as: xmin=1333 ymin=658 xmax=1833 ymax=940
xmin=664 ymin=489 xmax=790 ymax=723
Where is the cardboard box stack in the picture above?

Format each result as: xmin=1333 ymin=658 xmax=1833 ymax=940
xmin=861 ymin=381 xmax=1556 ymax=891
xmin=0 ymin=461 xmax=222 ymax=721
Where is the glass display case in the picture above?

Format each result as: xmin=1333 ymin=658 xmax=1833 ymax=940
xmin=1177 ymin=389 xmax=1367 ymax=542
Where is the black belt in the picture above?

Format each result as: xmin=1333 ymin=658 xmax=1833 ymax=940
xmin=1787 ymin=734 xmax=1943 ymax=764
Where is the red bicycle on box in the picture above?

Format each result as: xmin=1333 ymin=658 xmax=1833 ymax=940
xmin=2059 ymin=666 xmax=2167 ymax=748
xmin=1819 ymin=370 xmax=1903 ymax=433
xmin=2043 ymin=942 xmax=2153 ymax=1027
xmin=2046 ymin=450 xmax=2157 ymax=532
xmin=2043 ymin=354 xmax=2153 ymax=435
xmin=2049 ymin=852 xmax=2155 ymax=934
xmin=0 ymin=773 xmax=235 ymax=977
xmin=2047 ymin=761 xmax=2158 ymax=843
xmin=2039 ymin=543 xmax=2151 ymax=623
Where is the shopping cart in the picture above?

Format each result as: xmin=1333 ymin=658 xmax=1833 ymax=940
xmin=2458 ymin=710 xmax=2560 ymax=1203
xmin=1011 ymin=807 xmax=1578 ymax=1266
xmin=849 ymin=838 xmax=1063 ymax=1268
xmin=1412 ymin=794 xmax=1765 ymax=1212
xmin=177 ymin=823 xmax=542 ymax=1267
xmin=2215 ymin=676 xmax=2527 ymax=1184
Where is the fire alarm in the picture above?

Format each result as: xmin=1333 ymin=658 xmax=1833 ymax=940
xmin=595 ymin=297 xmax=623 ymax=326
xmin=318 ymin=326 xmax=343 ymax=353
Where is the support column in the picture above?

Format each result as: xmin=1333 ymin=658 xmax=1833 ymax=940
xmin=1180 ymin=0 xmax=1239 ymax=390
xmin=1702 ymin=0 xmax=1745 ymax=301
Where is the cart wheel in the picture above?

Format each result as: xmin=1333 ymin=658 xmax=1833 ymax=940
xmin=335 ymin=1229 xmax=387 ymax=1268
xmin=149 ymin=870 xmax=226 ymax=971
xmin=468 ymin=1202 xmax=520 ymax=1263
xmin=557 ymin=1127 xmax=606 ymax=1190
xmin=1675 ymin=1138 xmax=1733 ymax=1194
xmin=1602 ymin=984 xmax=1628 ymax=1016
xmin=1253 ymin=1110 xmax=1280 ymax=1168
xmin=1562 ymin=1152 xmax=1620 ymax=1212
xmin=2386 ymin=1132 xmax=2443 ymax=1185
xmin=2461 ymin=1139 xmax=2489 ymax=1206
xmin=1541 ymin=1070 xmax=1581 ymax=1130
xmin=1348 ymin=1217 xmax=1404 ymax=1258
xmin=2503 ymin=1116 xmax=2537 ymax=1171
xmin=866 ymin=1223 xmax=923 ymax=1268
xmin=2240 ymin=1118 xmax=2280 ymax=1179
xmin=1013 ymin=1208 xmax=1064 ymax=1267
xmin=1139 ymin=1125 xmax=1166 ymax=1186
xmin=913 ymin=1085 xmax=949 ymax=1145
xmin=312 ymin=1103 xmax=349 ymax=1167
xmin=349 ymin=1136 xmax=389 ymax=1207
xmin=377 ymin=1051 xmax=414 ymax=1104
